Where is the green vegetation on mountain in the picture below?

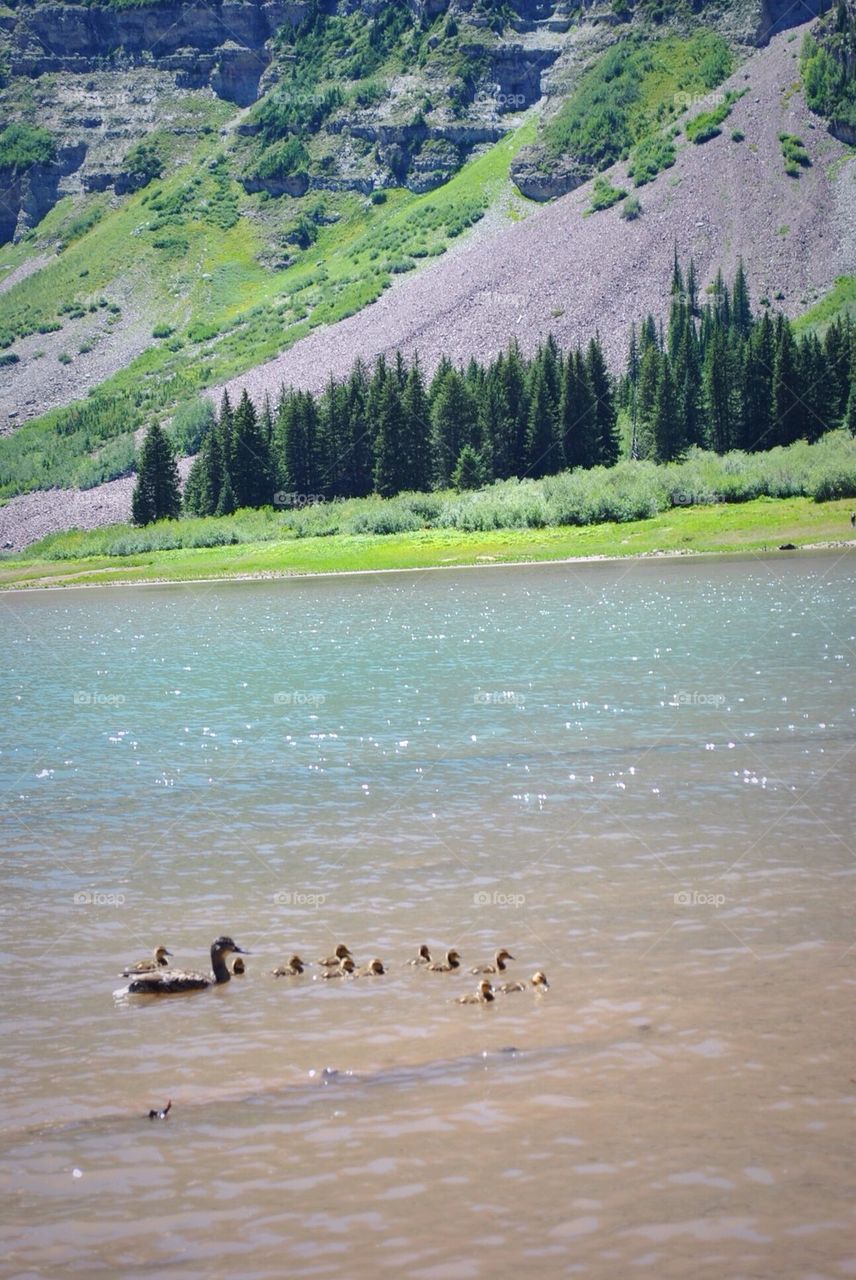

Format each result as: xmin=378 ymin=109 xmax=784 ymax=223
xmin=0 ymin=120 xmax=532 ymax=500
xmin=0 ymin=122 xmax=56 ymax=172
xmin=542 ymin=31 xmax=733 ymax=170
xmin=801 ymin=0 xmax=856 ymax=128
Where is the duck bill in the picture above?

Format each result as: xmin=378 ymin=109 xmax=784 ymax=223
xmin=234 ymin=945 xmax=251 ymax=955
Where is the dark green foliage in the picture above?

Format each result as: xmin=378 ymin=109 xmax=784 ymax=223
xmin=779 ymin=133 xmax=811 ymax=177
xmin=801 ymin=8 xmax=856 ymax=129
xmin=131 ymin=421 xmax=181 ymax=525
xmin=0 ymin=123 xmax=56 ymax=174
xmin=123 ymin=136 xmax=165 ymax=187
xmin=452 ymin=444 xmax=489 ymax=490
xmin=588 ymin=176 xmax=627 ymax=212
xmin=249 ymin=137 xmax=310 ymax=182
xmin=685 ymin=92 xmax=742 ymax=144
xmin=628 ymin=135 xmax=675 ymax=186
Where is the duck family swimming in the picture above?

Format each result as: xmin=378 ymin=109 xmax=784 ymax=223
xmin=124 ymin=937 xmax=249 ymax=995
xmin=427 ymin=949 xmax=462 ymax=972
xmin=270 ymin=954 xmax=306 ymax=977
xmin=456 ymin=979 xmax=495 ymax=1005
xmin=121 ymin=945 xmax=173 ymax=976
xmin=470 ymin=949 xmax=514 ymax=975
xmin=498 ymin=971 xmax=550 ymax=993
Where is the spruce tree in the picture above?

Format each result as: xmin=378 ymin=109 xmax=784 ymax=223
xmin=402 ymin=357 xmax=432 ymax=493
xmin=230 ymin=389 xmax=271 ymax=508
xmin=703 ymin=327 xmax=735 ymax=453
xmin=771 ymin=322 xmax=804 ymax=446
xmin=559 ymin=350 xmax=598 ymax=469
xmin=344 ymin=359 xmax=374 ymax=498
xmin=452 ymin=444 xmax=488 ymax=491
xmin=131 ymin=421 xmax=181 ymax=526
xmin=430 ymin=367 xmax=477 ymax=488
xmin=652 ymin=357 xmax=683 ymax=462
xmin=373 ymin=377 xmax=408 ymax=498
xmin=731 ymin=259 xmax=752 ymax=337
xmin=635 ymin=343 xmax=661 ymax=460
xmin=524 ymin=364 xmax=563 ymax=478
xmin=586 ymin=337 xmax=619 ymax=466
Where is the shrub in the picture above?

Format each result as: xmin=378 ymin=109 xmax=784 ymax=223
xmin=621 ymin=194 xmax=641 ymax=220
xmin=588 ymin=175 xmax=627 ymax=212
xmin=0 ymin=122 xmax=56 ymax=173
xmin=779 ymin=133 xmax=811 ymax=177
xmin=628 ymin=134 xmax=675 ymax=185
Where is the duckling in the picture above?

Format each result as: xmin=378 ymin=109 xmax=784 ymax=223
xmin=147 ymin=1100 xmax=172 ymax=1120
xmin=354 ymin=958 xmax=385 ymax=977
xmin=456 ymin=979 xmax=495 ymax=1005
xmin=318 ymin=944 xmax=352 ymax=967
xmin=498 ymin=970 xmax=550 ymax=994
xmin=470 ymin=948 xmax=515 ymax=975
xmin=120 ymin=945 xmax=172 ymax=976
xmin=231 ymin=957 xmax=246 ymax=976
xmin=427 ymin=949 xmax=462 ymax=972
xmin=315 ymin=955 xmax=356 ymax=980
xmin=406 ymin=944 xmax=432 ymax=966
xmin=270 ymin=953 xmax=305 ymax=977
xmin=125 ymin=937 xmax=249 ymax=994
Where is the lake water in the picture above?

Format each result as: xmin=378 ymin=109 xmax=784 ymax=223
xmin=1 ymin=554 xmax=854 ymax=1279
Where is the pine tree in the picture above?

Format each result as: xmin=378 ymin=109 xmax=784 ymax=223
xmin=373 ymin=377 xmax=409 ymax=498
xmin=524 ymin=363 xmax=562 ymax=478
xmin=183 ymin=413 xmax=224 ymax=516
xmin=738 ymin=310 xmax=775 ymax=451
xmin=635 ymin=342 xmax=661 ymax=460
xmin=771 ymin=321 xmax=804 ymax=446
xmin=559 ymin=349 xmax=598 ymax=469
xmin=500 ymin=340 xmax=530 ymax=476
xmin=131 ymin=421 xmax=181 ymax=526
xmin=586 ymin=336 xmax=619 ymax=466
xmin=452 ymin=444 xmax=488 ymax=491
xmin=686 ymin=257 xmax=699 ymax=317
xmin=731 ymin=259 xmax=752 ymax=338
xmin=215 ymin=471 xmax=236 ymax=517
xmin=344 ymin=358 xmax=374 ymax=498
xmin=401 ymin=356 xmax=432 ymax=493
xmin=703 ymin=327 xmax=735 ymax=453
xmin=230 ymin=389 xmax=271 ymax=508
xmin=430 ymin=367 xmax=477 ymax=488
xmin=652 ymin=357 xmax=683 ymax=462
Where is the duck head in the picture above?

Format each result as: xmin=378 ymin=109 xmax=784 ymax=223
xmin=211 ymin=936 xmax=249 ymax=962
xmin=154 ymin=946 xmax=172 ymax=966
xmin=532 ymin=971 xmax=549 ymax=989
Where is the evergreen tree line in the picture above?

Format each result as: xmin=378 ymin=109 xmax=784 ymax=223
xmin=622 ymin=256 xmax=856 ymax=462
xmin=133 ymin=258 xmax=856 ymax=523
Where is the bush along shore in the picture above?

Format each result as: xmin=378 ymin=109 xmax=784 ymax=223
xmin=11 ymin=433 xmax=856 ymax=566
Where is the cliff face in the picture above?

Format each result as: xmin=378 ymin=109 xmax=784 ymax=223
xmin=7 ymin=1 xmax=309 ymax=105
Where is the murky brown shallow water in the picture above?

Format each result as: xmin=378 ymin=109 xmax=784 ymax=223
xmin=1 ymin=555 xmax=854 ymax=1278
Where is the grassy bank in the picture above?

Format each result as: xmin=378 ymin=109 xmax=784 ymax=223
xmin=2 ymin=496 xmax=853 ymax=590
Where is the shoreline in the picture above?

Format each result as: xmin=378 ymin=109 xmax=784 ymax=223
xmin=2 ymin=538 xmax=853 ymax=595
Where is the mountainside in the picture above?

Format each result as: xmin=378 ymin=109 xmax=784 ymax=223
xmin=0 ymin=0 xmax=852 ymax=548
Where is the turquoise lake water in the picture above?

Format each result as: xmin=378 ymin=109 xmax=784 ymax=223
xmin=1 ymin=554 xmax=854 ymax=1278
